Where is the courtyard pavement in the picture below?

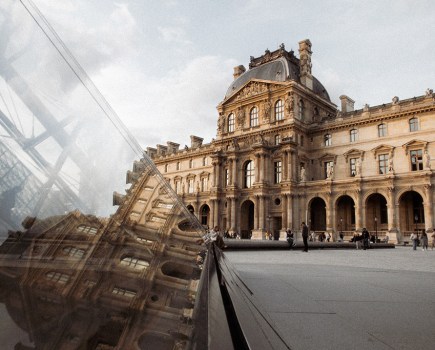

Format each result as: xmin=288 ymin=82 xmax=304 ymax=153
xmin=225 ymin=246 xmax=435 ymax=350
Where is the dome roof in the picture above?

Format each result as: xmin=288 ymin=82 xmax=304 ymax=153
xmin=225 ymin=46 xmax=330 ymax=102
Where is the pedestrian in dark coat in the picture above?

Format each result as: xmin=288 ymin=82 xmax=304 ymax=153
xmin=301 ymin=222 xmax=309 ymax=252
xmin=362 ymin=228 xmax=370 ymax=250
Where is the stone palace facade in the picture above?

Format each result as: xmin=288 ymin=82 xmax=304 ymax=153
xmin=147 ymin=39 xmax=435 ymax=243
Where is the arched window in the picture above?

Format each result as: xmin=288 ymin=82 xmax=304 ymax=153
xmin=250 ymin=107 xmax=258 ymax=127
xmin=244 ymin=160 xmax=255 ymax=188
xmin=202 ymin=157 xmax=207 ymax=166
xmin=378 ymin=123 xmax=387 ymax=137
xmin=298 ymin=99 xmax=304 ymax=119
xmin=409 ymin=117 xmax=419 ymax=132
xmin=350 ymin=129 xmax=358 ymax=142
xmin=164 ymin=164 xmax=168 ymax=172
xmin=228 ymin=113 xmax=235 ymax=132
xmin=324 ymin=134 xmax=332 ymax=146
xmin=189 ymin=159 xmax=193 ymax=168
xmin=120 ymin=256 xmax=149 ymax=271
xmin=275 ymin=100 xmax=284 ymax=120
xmin=176 ymin=162 xmax=180 ymax=171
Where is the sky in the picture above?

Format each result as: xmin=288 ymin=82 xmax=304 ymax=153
xmin=6 ymin=0 xmax=435 ymax=149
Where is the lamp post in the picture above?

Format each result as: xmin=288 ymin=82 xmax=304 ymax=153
xmin=414 ymin=214 xmax=419 ymax=239
xmin=374 ymin=216 xmax=378 ymax=243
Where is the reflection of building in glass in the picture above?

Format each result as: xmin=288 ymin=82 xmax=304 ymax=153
xmin=0 ymin=160 xmax=205 ymax=349
xmin=149 ymin=40 xmax=435 ymax=243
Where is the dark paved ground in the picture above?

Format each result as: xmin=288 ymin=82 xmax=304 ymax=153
xmin=225 ymin=246 xmax=435 ymax=350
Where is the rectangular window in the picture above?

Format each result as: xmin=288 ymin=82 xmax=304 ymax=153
xmin=274 ymin=161 xmax=282 ymax=184
xmin=201 ymin=178 xmax=208 ymax=192
xmin=225 ymin=169 xmax=229 ymax=186
xmin=350 ymin=158 xmax=357 ymax=176
xmin=410 ymin=149 xmax=423 ymax=171
xmin=188 ymin=178 xmax=194 ymax=193
xmin=350 ymin=129 xmax=358 ymax=142
xmin=175 ymin=181 xmax=181 ymax=194
xmin=379 ymin=154 xmax=389 ymax=174
xmin=300 ymin=135 xmax=304 ymax=146
xmin=378 ymin=124 xmax=386 ymax=137
xmin=275 ymin=134 xmax=281 ymax=145
xmin=324 ymin=134 xmax=331 ymax=146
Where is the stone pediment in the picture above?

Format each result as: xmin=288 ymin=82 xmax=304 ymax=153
xmin=223 ymin=79 xmax=285 ymax=104
xmin=318 ymin=153 xmax=337 ymax=165
xmin=371 ymin=144 xmax=394 ymax=158
xmin=343 ymin=148 xmax=365 ymax=162
xmin=402 ymin=139 xmax=428 ymax=155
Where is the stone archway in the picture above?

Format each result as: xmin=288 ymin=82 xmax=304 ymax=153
xmin=200 ymin=204 xmax=210 ymax=227
xmin=309 ymin=197 xmax=326 ymax=231
xmin=366 ymin=193 xmax=388 ymax=232
xmin=399 ymin=191 xmax=424 ymax=234
xmin=336 ymin=195 xmax=355 ymax=233
xmin=186 ymin=205 xmax=194 ymax=214
xmin=240 ymin=200 xmax=254 ymax=239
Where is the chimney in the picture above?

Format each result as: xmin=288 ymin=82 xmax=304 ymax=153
xmin=166 ymin=141 xmax=180 ymax=154
xmin=233 ymin=65 xmax=246 ymax=80
xmin=156 ymin=144 xmax=168 ymax=156
xmin=190 ymin=135 xmax=203 ymax=149
xmin=298 ymin=39 xmax=313 ymax=90
xmin=339 ymin=95 xmax=355 ymax=113
xmin=146 ymin=147 xmax=157 ymax=159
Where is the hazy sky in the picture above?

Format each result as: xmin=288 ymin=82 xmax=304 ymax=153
xmin=32 ymin=0 xmax=435 ymax=148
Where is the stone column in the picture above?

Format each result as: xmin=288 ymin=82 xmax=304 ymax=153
xmin=232 ymin=158 xmax=238 ymax=187
xmin=214 ymin=199 xmax=220 ymax=229
xmin=255 ymin=153 xmax=261 ymax=183
xmin=231 ymin=197 xmax=237 ymax=232
xmin=424 ymin=184 xmax=434 ymax=233
xmin=212 ymin=161 xmax=218 ymax=187
xmin=227 ymin=198 xmax=232 ymax=231
xmin=287 ymin=194 xmax=293 ymax=230
xmin=355 ymin=189 xmax=363 ymax=231
xmin=254 ymin=195 xmax=259 ymax=229
xmin=325 ymin=193 xmax=333 ymax=234
xmin=386 ymin=187 xmax=398 ymax=243
xmin=282 ymin=194 xmax=288 ymax=229
xmin=259 ymin=196 xmax=265 ymax=230
xmin=283 ymin=151 xmax=288 ymax=180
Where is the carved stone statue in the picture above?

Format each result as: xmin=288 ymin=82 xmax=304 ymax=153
xmin=392 ymin=96 xmax=399 ymax=105
xmin=424 ymin=150 xmax=431 ymax=169
xmin=285 ymin=94 xmax=294 ymax=114
xmin=263 ymin=101 xmax=271 ymax=121
xmin=363 ymin=104 xmax=370 ymax=112
xmin=237 ymin=108 xmax=245 ymax=128
xmin=425 ymin=88 xmax=433 ymax=97
xmin=388 ymin=157 xmax=394 ymax=173
xmin=326 ymin=164 xmax=334 ymax=179
xmin=300 ymin=167 xmax=306 ymax=182
xmin=355 ymin=159 xmax=361 ymax=176
xmin=217 ymin=114 xmax=224 ymax=133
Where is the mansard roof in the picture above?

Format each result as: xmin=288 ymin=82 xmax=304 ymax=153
xmin=224 ymin=44 xmax=330 ymax=102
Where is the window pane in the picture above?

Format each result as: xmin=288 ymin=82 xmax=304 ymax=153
xmin=250 ymin=107 xmax=258 ymax=127
xmin=275 ymin=100 xmax=284 ymax=120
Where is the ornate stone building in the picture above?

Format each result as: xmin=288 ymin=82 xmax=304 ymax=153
xmin=150 ymin=39 xmax=435 ymax=243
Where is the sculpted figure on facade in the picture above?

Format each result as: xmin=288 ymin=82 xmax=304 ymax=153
xmin=262 ymin=101 xmax=271 ymax=122
xmin=392 ymin=96 xmax=399 ymax=105
xmin=300 ymin=166 xmax=306 ymax=182
xmin=388 ymin=156 xmax=394 ymax=173
xmin=326 ymin=164 xmax=334 ymax=179
xmin=285 ymin=93 xmax=294 ymax=115
xmin=425 ymin=88 xmax=433 ymax=97
xmin=355 ymin=159 xmax=361 ymax=176
xmin=363 ymin=103 xmax=370 ymax=112
xmin=424 ymin=150 xmax=431 ymax=169
xmin=217 ymin=113 xmax=225 ymax=134
xmin=236 ymin=108 xmax=245 ymax=129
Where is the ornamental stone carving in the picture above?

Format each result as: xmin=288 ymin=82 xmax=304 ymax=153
xmin=236 ymin=82 xmax=268 ymax=100
xmin=236 ymin=108 xmax=245 ymax=129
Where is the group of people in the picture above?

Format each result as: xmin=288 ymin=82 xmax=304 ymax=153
xmin=410 ymin=231 xmax=435 ymax=251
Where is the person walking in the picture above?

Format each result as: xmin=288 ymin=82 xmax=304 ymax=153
xmin=420 ymin=231 xmax=428 ymax=251
xmin=410 ymin=232 xmax=418 ymax=251
xmin=301 ymin=222 xmax=309 ymax=252
xmin=431 ymin=232 xmax=435 ymax=250
xmin=362 ymin=228 xmax=370 ymax=250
